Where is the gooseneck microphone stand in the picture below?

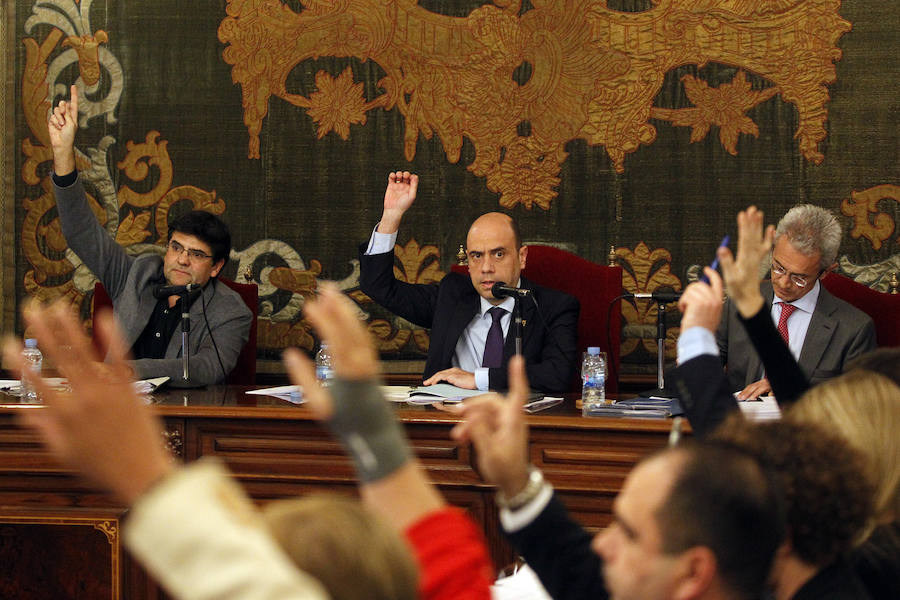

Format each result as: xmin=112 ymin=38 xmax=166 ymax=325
xmin=179 ymin=290 xmax=191 ymax=382
xmin=641 ymin=299 xmax=677 ymax=398
xmin=491 ymin=282 xmax=530 ymax=356
xmin=513 ymin=297 xmax=523 ymax=356
xmin=155 ymin=283 xmax=199 ymax=382
xmin=626 ymin=291 xmax=682 ymax=398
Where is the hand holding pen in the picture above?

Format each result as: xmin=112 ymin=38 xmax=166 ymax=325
xmin=699 ymin=235 xmax=730 ymax=284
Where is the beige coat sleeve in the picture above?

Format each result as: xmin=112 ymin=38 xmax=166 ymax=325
xmin=124 ymin=458 xmax=329 ymax=600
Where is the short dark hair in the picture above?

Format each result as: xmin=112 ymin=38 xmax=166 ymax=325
xmin=168 ymin=211 xmax=232 ymax=264
xmin=655 ymin=442 xmax=786 ymax=600
xmin=713 ymin=417 xmax=875 ymax=567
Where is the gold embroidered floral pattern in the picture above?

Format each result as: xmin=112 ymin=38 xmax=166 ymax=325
xmin=651 ymin=71 xmax=779 ymax=156
xmin=840 ymin=185 xmax=899 ymax=251
xmin=616 ymin=243 xmax=683 ymax=359
xmin=20 ymin=4 xmax=230 ymax=326
xmin=307 ymin=67 xmax=369 ymax=140
xmin=355 ymin=238 xmax=446 ymax=354
xmin=220 ymin=0 xmax=850 ymax=208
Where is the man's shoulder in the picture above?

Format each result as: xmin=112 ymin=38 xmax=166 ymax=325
xmin=815 ymin=286 xmax=874 ymax=326
xmin=210 ymin=280 xmax=253 ymax=317
xmin=124 ymin=253 xmax=163 ymax=282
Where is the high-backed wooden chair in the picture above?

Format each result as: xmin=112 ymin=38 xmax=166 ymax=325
xmin=821 ymin=272 xmax=900 ymax=347
xmin=92 ymin=277 xmax=259 ymax=384
xmin=452 ymin=245 xmax=623 ymax=393
xmin=218 ymin=277 xmax=259 ymax=384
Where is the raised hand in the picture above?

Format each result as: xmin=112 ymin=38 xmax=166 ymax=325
xmin=377 ymin=171 xmax=419 ymax=234
xmin=47 ymin=84 xmax=79 ymax=175
xmin=448 ymin=356 xmax=531 ymax=498
xmin=3 ymin=301 xmax=172 ymax=505
xmin=718 ymin=206 xmax=775 ymax=317
xmin=282 ymin=282 xmax=380 ymax=419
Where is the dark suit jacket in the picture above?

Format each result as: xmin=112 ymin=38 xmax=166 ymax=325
xmin=716 ymin=281 xmax=876 ymax=392
xmin=791 ymin=561 xmax=872 ymax=600
xmin=671 ymin=306 xmax=813 ymax=437
xmin=359 ymin=246 xmax=579 ymax=392
xmin=505 ymin=493 xmax=609 ymax=600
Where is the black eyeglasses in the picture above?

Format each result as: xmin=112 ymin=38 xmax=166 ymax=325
xmin=771 ymin=258 xmax=818 ymax=288
xmin=167 ymin=240 xmax=213 ymax=262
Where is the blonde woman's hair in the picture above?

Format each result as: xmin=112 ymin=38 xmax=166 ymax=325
xmin=263 ymin=494 xmax=419 ymax=600
xmin=788 ymin=370 xmax=900 ymax=531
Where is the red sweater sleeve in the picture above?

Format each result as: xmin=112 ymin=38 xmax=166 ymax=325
xmin=404 ymin=507 xmax=494 ymax=600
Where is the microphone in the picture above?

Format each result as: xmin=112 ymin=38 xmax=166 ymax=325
xmin=625 ymin=290 xmax=682 ymax=303
xmin=491 ymin=282 xmax=532 ymax=299
xmin=153 ymin=283 xmax=200 ymax=299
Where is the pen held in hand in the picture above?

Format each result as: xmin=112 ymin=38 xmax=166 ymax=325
xmin=699 ymin=235 xmax=730 ymax=284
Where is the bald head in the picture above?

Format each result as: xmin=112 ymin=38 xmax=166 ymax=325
xmin=468 ymin=212 xmax=521 ymax=250
xmin=465 ymin=212 xmax=527 ymax=304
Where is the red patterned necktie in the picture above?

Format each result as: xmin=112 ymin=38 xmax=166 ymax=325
xmin=777 ymin=303 xmax=797 ymax=344
xmin=482 ymin=307 xmax=506 ymax=368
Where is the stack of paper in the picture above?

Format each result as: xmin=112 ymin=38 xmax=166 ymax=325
xmin=380 ymin=385 xmax=415 ymax=402
xmin=737 ymin=396 xmax=781 ymax=421
xmin=133 ymin=377 xmax=170 ymax=394
xmin=406 ymin=383 xmax=487 ymax=405
xmin=246 ymin=385 xmax=305 ymax=404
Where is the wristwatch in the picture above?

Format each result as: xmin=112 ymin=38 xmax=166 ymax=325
xmin=496 ymin=466 xmax=546 ymax=510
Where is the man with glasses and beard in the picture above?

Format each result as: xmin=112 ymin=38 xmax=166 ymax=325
xmin=48 ymin=85 xmax=251 ymax=386
xmin=716 ymin=204 xmax=875 ymax=400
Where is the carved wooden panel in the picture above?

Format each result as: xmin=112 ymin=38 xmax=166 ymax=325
xmin=0 ymin=395 xmax=676 ymax=597
xmin=0 ymin=511 xmax=120 ymax=600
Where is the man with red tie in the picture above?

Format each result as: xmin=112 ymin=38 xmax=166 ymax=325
xmin=716 ymin=204 xmax=875 ymax=399
xmin=359 ymin=171 xmax=579 ymax=393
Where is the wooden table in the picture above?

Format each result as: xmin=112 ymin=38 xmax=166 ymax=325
xmin=0 ymin=386 xmax=679 ymax=599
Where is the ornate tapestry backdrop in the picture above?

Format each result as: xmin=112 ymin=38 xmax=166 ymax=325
xmin=8 ymin=0 xmax=899 ymax=376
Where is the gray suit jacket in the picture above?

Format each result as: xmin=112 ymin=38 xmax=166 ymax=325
xmin=716 ymin=280 xmax=876 ymax=391
xmin=54 ymin=176 xmax=252 ymax=387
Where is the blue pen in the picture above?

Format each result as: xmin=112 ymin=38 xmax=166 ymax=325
xmin=700 ymin=235 xmax=730 ymax=284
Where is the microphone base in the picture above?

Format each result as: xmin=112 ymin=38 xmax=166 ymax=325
xmin=638 ymin=387 xmax=678 ymax=399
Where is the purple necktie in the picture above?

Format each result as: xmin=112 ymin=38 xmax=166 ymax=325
xmin=482 ymin=307 xmax=506 ymax=368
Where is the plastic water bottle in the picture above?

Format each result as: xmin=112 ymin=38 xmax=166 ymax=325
xmin=581 ymin=347 xmax=607 ymax=415
xmin=21 ymin=339 xmax=43 ymax=403
xmin=315 ymin=343 xmax=334 ymax=387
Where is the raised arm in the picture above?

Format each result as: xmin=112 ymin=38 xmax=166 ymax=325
xmin=4 ymin=303 xmax=327 ymax=599
xmin=718 ymin=207 xmax=809 ymax=404
xmin=49 ymin=84 xmax=78 ymax=175
xmin=283 ymin=283 xmax=492 ymax=600
xmin=377 ymin=171 xmax=419 ymax=234
xmin=670 ymin=267 xmax=741 ymax=437
xmin=49 ymin=85 xmax=135 ymax=297
xmin=450 ymin=359 xmax=607 ymax=600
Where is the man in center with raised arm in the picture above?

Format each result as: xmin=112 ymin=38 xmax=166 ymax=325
xmin=359 ymin=171 xmax=579 ymax=392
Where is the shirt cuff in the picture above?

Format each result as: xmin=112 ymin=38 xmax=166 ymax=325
xmin=365 ymin=224 xmax=397 ymax=255
xmin=499 ymin=483 xmax=554 ymax=533
xmin=52 ymin=170 xmax=78 ymax=188
xmin=677 ymin=326 xmax=719 ymax=364
xmin=474 ymin=367 xmax=490 ymax=391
